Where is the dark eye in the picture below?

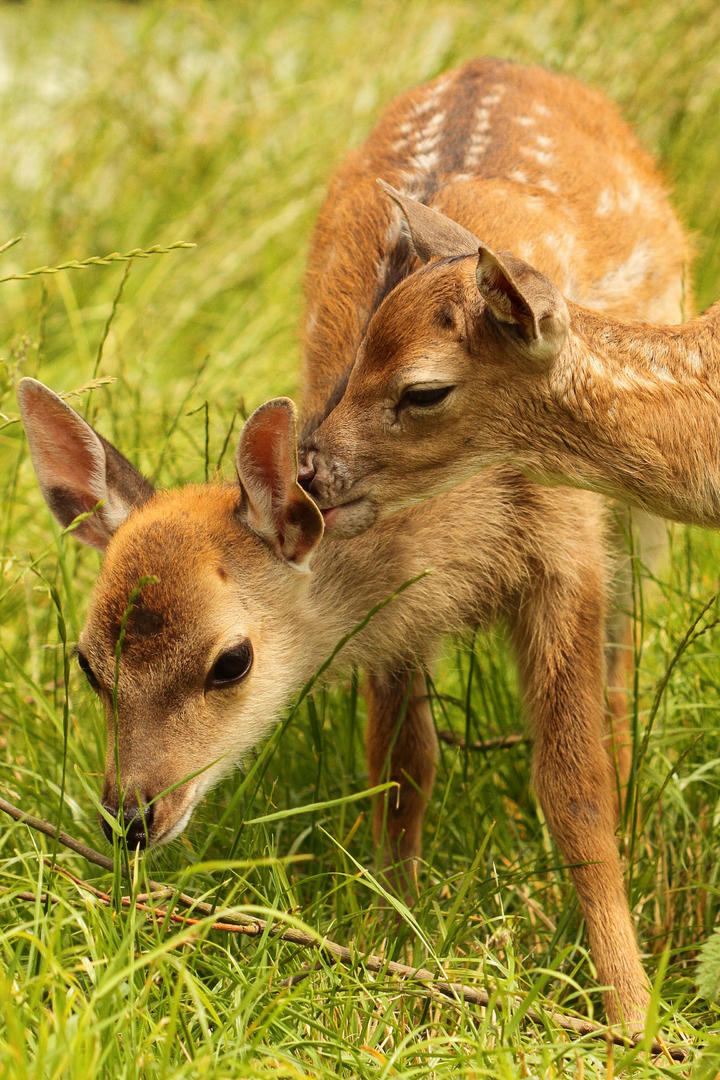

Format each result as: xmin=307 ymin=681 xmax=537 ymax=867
xmin=77 ymin=650 xmax=100 ymax=692
xmin=400 ymin=386 xmax=453 ymax=408
xmin=208 ymin=641 xmax=253 ymax=688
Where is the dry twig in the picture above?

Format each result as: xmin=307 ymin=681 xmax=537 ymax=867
xmin=0 ymin=792 xmax=681 ymax=1058
xmin=437 ymin=730 xmax=527 ymax=752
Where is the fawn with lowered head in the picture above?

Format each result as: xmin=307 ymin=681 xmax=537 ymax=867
xmin=19 ymin=57 xmax=699 ymax=1029
xmin=303 ymin=182 xmax=720 ymax=531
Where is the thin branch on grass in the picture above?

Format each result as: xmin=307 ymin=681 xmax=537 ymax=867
xmin=0 ymin=792 xmax=682 ymax=1059
xmin=0 ymin=795 xmax=115 ymax=871
xmin=437 ymin=730 xmax=527 ymax=752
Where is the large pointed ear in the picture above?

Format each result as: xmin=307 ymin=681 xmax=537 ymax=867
xmin=17 ymin=378 xmax=154 ymax=551
xmin=475 ymin=244 xmax=570 ymax=371
xmin=377 ymin=179 xmax=481 ymax=262
xmin=236 ymin=398 xmax=324 ymax=571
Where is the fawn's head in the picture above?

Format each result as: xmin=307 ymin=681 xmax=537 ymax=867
xmin=18 ymin=381 xmax=324 ymax=847
xmin=302 ymin=182 xmax=570 ymax=536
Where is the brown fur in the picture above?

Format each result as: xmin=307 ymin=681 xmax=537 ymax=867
xmin=303 ymin=117 xmax=720 ymax=528
xmin=19 ymin=58 xmax=694 ymax=1028
xmin=294 ymin=58 xmax=690 ymax=1024
xmin=307 ymin=250 xmax=720 ymax=527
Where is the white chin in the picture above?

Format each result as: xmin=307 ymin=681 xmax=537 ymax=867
xmin=153 ymin=803 xmax=196 ymax=846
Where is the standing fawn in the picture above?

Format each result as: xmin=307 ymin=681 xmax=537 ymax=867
xmin=18 ymin=58 xmax=696 ymax=1029
xmin=303 ymin=181 xmax=720 ymax=530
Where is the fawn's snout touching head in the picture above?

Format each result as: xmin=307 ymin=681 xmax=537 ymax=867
xmin=302 ymin=182 xmax=569 ymax=536
xmin=18 ymin=380 xmax=324 ymax=847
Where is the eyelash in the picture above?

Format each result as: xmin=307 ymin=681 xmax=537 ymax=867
xmin=400 ymin=386 xmax=453 ymax=408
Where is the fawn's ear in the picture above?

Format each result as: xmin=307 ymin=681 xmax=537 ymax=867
xmin=475 ymin=243 xmax=570 ymax=371
xmin=377 ymin=179 xmax=481 ymax=261
xmin=17 ymin=378 xmax=154 ymax=551
xmin=236 ymin=398 xmax=324 ymax=571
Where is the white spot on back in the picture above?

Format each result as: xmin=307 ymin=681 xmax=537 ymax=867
xmin=543 ymin=231 xmax=575 ymax=256
xmin=462 ymin=104 xmax=492 ymax=170
xmin=623 ymin=362 xmax=677 ymax=385
xmin=537 ymin=177 xmax=559 ymax=194
xmin=520 ymin=146 xmax=554 ymax=167
xmin=586 ymin=242 xmax=651 ymax=307
xmin=648 ymin=279 xmax=683 ymax=324
xmin=596 ymin=189 xmax=614 ymax=216
xmin=392 ymin=103 xmax=448 ymax=184
xmin=412 ymin=151 xmax=440 ymax=172
xmin=683 ymin=349 xmax=703 ymax=374
xmin=595 ymin=172 xmax=659 ymax=217
xmin=392 ymin=78 xmax=450 ymax=155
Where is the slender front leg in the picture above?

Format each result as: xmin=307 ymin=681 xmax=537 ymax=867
xmin=511 ymin=576 xmax=649 ymax=1026
xmin=365 ymin=667 xmax=438 ymax=886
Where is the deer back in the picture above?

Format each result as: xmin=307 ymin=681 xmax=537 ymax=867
xmin=301 ymin=56 xmax=688 ymax=437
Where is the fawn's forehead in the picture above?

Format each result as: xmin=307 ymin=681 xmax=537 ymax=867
xmin=82 ymin=485 xmax=265 ymax=658
xmin=361 ymin=257 xmax=475 ymax=375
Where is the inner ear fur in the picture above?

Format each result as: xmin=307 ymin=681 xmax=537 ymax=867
xmin=17 ymin=378 xmax=154 ymax=551
xmin=235 ymin=397 xmax=324 ymax=571
xmin=475 ymin=244 xmax=570 ymax=370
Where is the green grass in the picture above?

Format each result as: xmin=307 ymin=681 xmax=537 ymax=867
xmin=2 ymin=1 xmax=720 ymax=1076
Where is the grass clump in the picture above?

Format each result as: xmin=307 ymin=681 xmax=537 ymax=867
xmin=2 ymin=2 xmax=720 ymax=1077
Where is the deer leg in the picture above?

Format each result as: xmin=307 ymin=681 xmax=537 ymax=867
xmin=605 ymin=615 xmax=635 ymax=815
xmin=511 ymin=579 xmax=649 ymax=1027
xmin=365 ymin=667 xmax=438 ymax=890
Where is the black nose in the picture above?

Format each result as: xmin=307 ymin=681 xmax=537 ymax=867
xmin=100 ymin=799 xmax=154 ymax=849
xmin=124 ymin=801 xmax=153 ymax=849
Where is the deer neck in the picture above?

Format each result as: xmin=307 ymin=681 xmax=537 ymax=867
xmin=570 ymin=300 xmax=720 ymax=379
xmin=515 ymin=301 xmax=720 ymax=525
xmin=299 ymin=528 xmax=414 ymax=675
